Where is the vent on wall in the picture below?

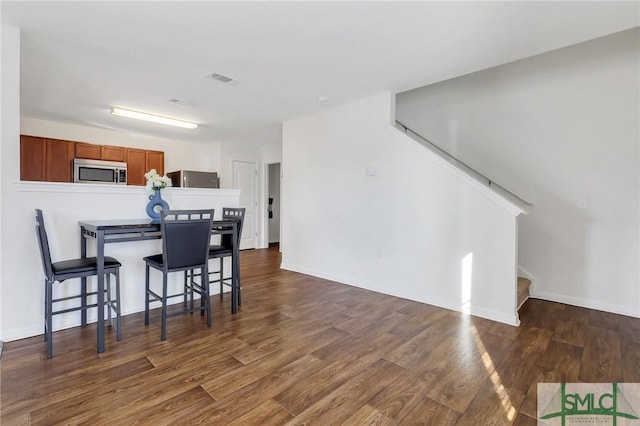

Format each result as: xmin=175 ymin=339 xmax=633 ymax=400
xmin=206 ymin=72 xmax=240 ymax=85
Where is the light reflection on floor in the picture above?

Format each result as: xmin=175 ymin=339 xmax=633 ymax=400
xmin=461 ymin=251 xmax=516 ymax=421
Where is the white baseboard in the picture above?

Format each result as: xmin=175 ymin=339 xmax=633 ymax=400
xmin=517 ymin=265 xmax=535 ymax=281
xmin=531 ymin=290 xmax=639 ymax=318
xmin=517 ymin=295 xmax=529 ymax=310
xmin=2 ymin=324 xmax=44 ymax=342
xmin=281 ymin=263 xmax=520 ymax=326
xmin=514 ymin=268 xmax=638 ymax=318
xmin=470 ymin=306 xmax=520 ymax=326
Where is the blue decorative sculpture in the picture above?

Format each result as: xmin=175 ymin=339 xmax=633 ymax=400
xmin=146 ymin=190 xmax=170 ymax=221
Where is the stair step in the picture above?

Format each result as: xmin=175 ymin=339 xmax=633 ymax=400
xmin=517 ymin=277 xmax=531 ymax=309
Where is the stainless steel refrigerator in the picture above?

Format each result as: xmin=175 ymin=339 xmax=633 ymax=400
xmin=167 ymin=170 xmax=220 ymax=188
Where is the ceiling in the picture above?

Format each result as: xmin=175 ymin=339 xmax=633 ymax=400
xmin=2 ymin=1 xmax=638 ymax=147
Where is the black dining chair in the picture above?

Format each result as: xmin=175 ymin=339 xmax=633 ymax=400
xmin=210 ymin=207 xmax=245 ymax=304
xmin=185 ymin=207 xmax=245 ymax=310
xmin=35 ymin=209 xmax=122 ymax=358
xmin=144 ymin=209 xmax=214 ymax=341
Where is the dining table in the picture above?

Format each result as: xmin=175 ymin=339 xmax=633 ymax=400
xmin=79 ymin=217 xmax=240 ymax=354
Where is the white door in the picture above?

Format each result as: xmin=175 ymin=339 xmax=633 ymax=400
xmin=232 ymin=160 xmax=257 ymax=249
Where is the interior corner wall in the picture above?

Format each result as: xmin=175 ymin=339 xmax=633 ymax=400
xmin=282 ymin=91 xmax=520 ymax=325
xmin=396 ymin=28 xmax=640 ymax=317
xmin=0 ymin=23 xmax=22 ymax=341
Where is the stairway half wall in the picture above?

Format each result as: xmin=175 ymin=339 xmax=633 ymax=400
xmin=282 ymin=92 xmax=523 ymax=325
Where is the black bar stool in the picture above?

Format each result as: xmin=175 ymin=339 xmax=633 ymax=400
xmin=35 ymin=209 xmax=122 ymax=358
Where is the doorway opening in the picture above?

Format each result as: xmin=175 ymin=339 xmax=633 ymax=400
xmin=267 ymin=163 xmax=281 ymax=248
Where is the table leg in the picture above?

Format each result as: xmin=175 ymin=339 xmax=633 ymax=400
xmin=236 ymin=234 xmax=242 ymax=307
xmin=231 ymin=222 xmax=239 ymax=314
xmin=80 ymin=228 xmax=88 ymax=327
xmin=96 ymin=229 xmax=105 ymax=353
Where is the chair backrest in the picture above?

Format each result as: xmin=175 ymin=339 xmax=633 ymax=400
xmin=221 ymin=207 xmax=246 ymax=248
xmin=35 ymin=209 xmax=54 ymax=280
xmin=160 ymin=209 xmax=214 ymax=270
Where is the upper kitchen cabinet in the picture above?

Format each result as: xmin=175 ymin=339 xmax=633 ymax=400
xmin=125 ymin=148 xmax=147 ymax=186
xmin=20 ymin=135 xmax=74 ymax=182
xmin=100 ymin=145 xmax=126 ymax=161
xmin=20 ymin=135 xmax=46 ymax=181
xmin=75 ymin=142 xmax=101 ymax=160
xmin=100 ymin=145 xmax=126 ymax=162
xmin=126 ymin=148 xmax=165 ymax=186
xmin=45 ymin=138 xmax=75 ymax=182
xmin=75 ymin=143 xmax=125 ymax=162
xmin=146 ymin=150 xmax=164 ymax=176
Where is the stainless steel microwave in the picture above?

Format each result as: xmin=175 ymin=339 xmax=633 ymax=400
xmin=73 ymin=158 xmax=127 ymax=185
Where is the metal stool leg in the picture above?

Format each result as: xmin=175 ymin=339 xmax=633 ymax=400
xmin=115 ymin=269 xmax=122 ymax=341
xmin=45 ymin=279 xmax=53 ymax=359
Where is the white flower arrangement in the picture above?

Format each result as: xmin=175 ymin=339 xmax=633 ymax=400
xmin=144 ymin=169 xmax=172 ymax=191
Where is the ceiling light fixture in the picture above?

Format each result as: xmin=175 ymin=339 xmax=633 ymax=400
xmin=111 ymin=107 xmax=198 ymax=129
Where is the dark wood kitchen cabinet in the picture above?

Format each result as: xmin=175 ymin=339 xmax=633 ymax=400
xmin=20 ymin=136 xmax=74 ymax=182
xmin=101 ymin=145 xmax=126 ymax=162
xmin=146 ymin=150 xmax=165 ymax=176
xmin=45 ymin=138 xmax=75 ymax=182
xmin=21 ymin=134 xmax=164 ymax=185
xmin=75 ymin=142 xmax=101 ymax=160
xmin=125 ymin=148 xmax=164 ymax=186
xmin=125 ymin=148 xmax=147 ymax=186
xmin=20 ymin=135 xmax=46 ymax=181
xmin=75 ymin=143 xmax=125 ymax=162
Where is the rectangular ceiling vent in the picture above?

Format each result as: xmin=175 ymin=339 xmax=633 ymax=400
xmin=168 ymin=99 xmax=197 ymax=108
xmin=206 ymin=72 xmax=239 ymax=85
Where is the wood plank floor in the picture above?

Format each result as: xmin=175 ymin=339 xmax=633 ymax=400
xmin=2 ymin=246 xmax=639 ymax=425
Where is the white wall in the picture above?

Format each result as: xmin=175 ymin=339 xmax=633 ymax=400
xmin=262 ymin=140 xmax=282 ymax=166
xmin=282 ymin=92 xmax=522 ymax=325
xmin=218 ymin=142 xmax=261 ymax=190
xmin=0 ymin=23 xmax=22 ymax=342
xmin=396 ymin=29 xmax=640 ymax=317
